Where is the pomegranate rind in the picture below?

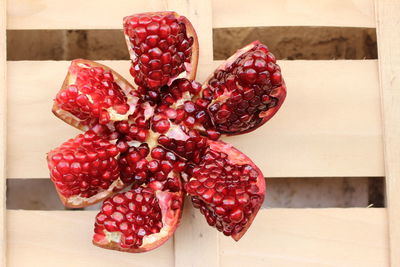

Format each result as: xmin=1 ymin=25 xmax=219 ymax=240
xmin=52 ymin=178 xmax=124 ymax=208
xmin=123 ymin=11 xmax=199 ymax=87
xmin=92 ymin=190 xmax=183 ymax=253
xmin=203 ymin=40 xmax=287 ymax=135
xmin=46 ymin=131 xmax=126 ymax=208
xmin=191 ymin=140 xmax=266 ymax=241
xmin=52 ymin=59 xmax=138 ymax=131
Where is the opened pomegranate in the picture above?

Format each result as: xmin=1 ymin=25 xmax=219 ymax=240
xmin=93 ymin=181 xmax=183 ymax=252
xmin=184 ymin=140 xmax=265 ymax=240
xmin=124 ymin=12 xmax=198 ymax=91
xmin=47 ymin=11 xmax=287 ymax=253
xmin=202 ymin=41 xmax=287 ymax=135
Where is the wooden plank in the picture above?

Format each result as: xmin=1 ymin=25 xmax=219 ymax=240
xmin=375 ymin=0 xmax=400 ymax=266
xmin=7 ymin=209 xmax=388 ymax=267
xmin=164 ymin=1 xmax=218 ymax=267
xmin=7 ymin=0 xmax=375 ymax=29
xmin=7 ymin=60 xmax=383 ymax=179
xmin=174 ymin=197 xmax=219 ymax=267
xmin=213 ymin=0 xmax=376 ymax=28
xmin=219 ymin=208 xmax=389 ymax=267
xmin=0 ymin=0 xmax=6 ymax=265
xmin=7 ymin=0 xmax=164 ymax=30
xmin=7 ymin=210 xmax=174 ymax=267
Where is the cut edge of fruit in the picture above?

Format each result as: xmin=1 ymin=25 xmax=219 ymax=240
xmin=93 ymin=190 xmax=183 ymax=253
xmin=207 ymin=139 xmax=266 ymax=241
xmin=202 ymin=40 xmax=260 ymax=90
xmin=52 ymin=59 xmax=139 ymax=130
xmin=57 ymin=178 xmax=125 ymax=208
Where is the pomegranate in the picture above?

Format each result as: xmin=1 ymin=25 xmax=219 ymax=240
xmin=93 ymin=181 xmax=183 ymax=252
xmin=46 ymin=11 xmax=287 ymax=253
xmin=201 ymin=41 xmax=287 ymax=135
xmin=123 ymin=12 xmax=198 ymax=91
xmin=184 ymin=140 xmax=265 ymax=240
xmin=47 ymin=130 xmax=123 ymax=208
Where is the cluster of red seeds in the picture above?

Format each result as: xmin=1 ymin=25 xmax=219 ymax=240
xmin=203 ymin=43 xmax=281 ymax=133
xmin=119 ymin=144 xmax=184 ymax=192
xmin=124 ymin=13 xmax=194 ymax=89
xmin=94 ymin=188 xmax=163 ymax=248
xmin=185 ymin=148 xmax=261 ymax=236
xmin=48 ymin=131 xmax=120 ymax=198
xmin=56 ymin=66 xmax=130 ymax=126
xmin=48 ymin=11 xmax=287 ymax=252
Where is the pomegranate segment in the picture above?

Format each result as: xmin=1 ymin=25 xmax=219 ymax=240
xmin=202 ymin=41 xmax=287 ymax=135
xmin=93 ymin=182 xmax=183 ymax=252
xmin=184 ymin=140 xmax=265 ymax=240
xmin=53 ymin=59 xmax=138 ymax=131
xmin=47 ymin=130 xmax=124 ymax=208
xmin=123 ymin=12 xmax=199 ymax=90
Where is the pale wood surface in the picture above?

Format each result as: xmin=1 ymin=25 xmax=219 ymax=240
xmin=219 ymin=208 xmax=389 ymax=267
xmin=175 ymin=196 xmax=219 ymax=267
xmin=375 ymin=0 xmax=400 ymax=266
xmin=7 ymin=0 xmax=375 ymax=29
xmin=213 ymin=0 xmax=375 ymax=28
xmin=7 ymin=60 xmax=383 ymax=179
xmin=6 ymin=209 xmax=388 ymax=267
xmin=0 ymin=0 xmax=6 ymax=266
xmin=7 ymin=210 xmax=174 ymax=267
xmin=166 ymin=2 xmax=219 ymax=267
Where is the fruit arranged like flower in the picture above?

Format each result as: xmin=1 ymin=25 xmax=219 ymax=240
xmin=47 ymin=11 xmax=286 ymax=253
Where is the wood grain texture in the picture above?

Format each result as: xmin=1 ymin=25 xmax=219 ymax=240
xmin=219 ymin=208 xmax=389 ymax=267
xmin=7 ymin=209 xmax=387 ymax=267
xmin=213 ymin=0 xmax=376 ymax=28
xmin=375 ymin=0 xmax=400 ymax=265
xmin=7 ymin=0 xmax=375 ymax=29
xmin=7 ymin=210 xmax=174 ymax=267
xmin=7 ymin=60 xmax=383 ymax=179
xmin=175 ymin=197 xmax=219 ymax=267
xmin=0 ymin=0 xmax=6 ymax=265
xmin=166 ymin=1 xmax=219 ymax=267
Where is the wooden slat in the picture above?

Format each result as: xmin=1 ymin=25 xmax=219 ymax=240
xmin=7 ymin=0 xmax=375 ymax=29
xmin=7 ymin=60 xmax=383 ymax=179
xmin=7 ymin=208 xmax=388 ymax=266
xmin=219 ymin=208 xmax=389 ymax=266
xmin=0 ymin=0 xmax=6 ymax=265
xmin=164 ymin=1 xmax=219 ymax=267
xmin=213 ymin=0 xmax=376 ymax=28
xmin=7 ymin=210 xmax=174 ymax=267
xmin=7 ymin=0 xmax=165 ymax=30
xmin=175 ymin=196 xmax=219 ymax=267
xmin=375 ymin=0 xmax=400 ymax=266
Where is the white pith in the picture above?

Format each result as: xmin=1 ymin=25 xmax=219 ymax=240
xmin=67 ymin=178 xmax=124 ymax=206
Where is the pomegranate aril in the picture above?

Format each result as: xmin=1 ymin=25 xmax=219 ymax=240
xmin=203 ymin=41 xmax=286 ymax=135
xmin=124 ymin=12 xmax=198 ymax=90
xmin=47 ymin=130 xmax=122 ymax=207
xmin=184 ymin=140 xmax=265 ymax=241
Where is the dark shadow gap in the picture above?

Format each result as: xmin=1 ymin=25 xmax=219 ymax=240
xmin=7 ymin=177 xmax=384 ymax=210
xmin=7 ymin=27 xmax=377 ymax=61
